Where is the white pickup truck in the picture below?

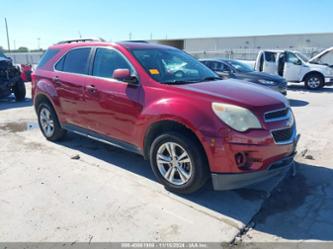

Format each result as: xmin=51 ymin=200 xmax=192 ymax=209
xmin=254 ymin=48 xmax=333 ymax=89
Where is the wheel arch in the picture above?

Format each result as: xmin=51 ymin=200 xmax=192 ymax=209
xmin=143 ymin=119 xmax=208 ymax=164
xmin=34 ymin=93 xmax=63 ymax=127
xmin=302 ymin=71 xmax=324 ymax=82
xmin=34 ymin=93 xmax=54 ymax=113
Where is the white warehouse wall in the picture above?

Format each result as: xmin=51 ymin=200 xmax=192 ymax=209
xmin=184 ymin=33 xmax=333 ymax=52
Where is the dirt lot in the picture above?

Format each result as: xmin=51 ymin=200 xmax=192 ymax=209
xmin=0 ymin=83 xmax=332 ymax=244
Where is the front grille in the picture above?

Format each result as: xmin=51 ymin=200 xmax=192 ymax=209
xmin=265 ymin=108 xmax=289 ymax=122
xmin=272 ymin=125 xmax=294 ymax=143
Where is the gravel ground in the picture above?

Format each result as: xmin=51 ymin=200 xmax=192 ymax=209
xmin=0 ymin=83 xmax=332 ymax=245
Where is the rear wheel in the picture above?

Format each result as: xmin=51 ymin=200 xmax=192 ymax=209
xmin=13 ymin=79 xmax=26 ymax=101
xmin=149 ymin=132 xmax=209 ymax=194
xmin=37 ymin=102 xmax=66 ymax=141
xmin=304 ymin=73 xmax=324 ymax=90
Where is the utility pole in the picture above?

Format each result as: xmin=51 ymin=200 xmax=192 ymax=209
xmin=129 ymin=32 xmax=132 ymax=40
xmin=37 ymin=37 xmax=41 ymax=50
xmin=5 ymin=18 xmax=11 ymax=52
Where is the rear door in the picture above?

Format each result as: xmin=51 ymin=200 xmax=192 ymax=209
xmin=86 ymin=47 xmax=143 ymax=143
xmin=262 ymin=51 xmax=278 ymax=74
xmin=283 ymin=52 xmax=302 ymax=81
xmin=53 ymin=47 xmax=92 ymax=126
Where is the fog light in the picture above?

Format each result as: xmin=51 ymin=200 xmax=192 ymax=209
xmin=235 ymin=152 xmax=248 ymax=168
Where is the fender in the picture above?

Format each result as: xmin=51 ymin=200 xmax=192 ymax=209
xmin=137 ymin=96 xmax=223 ymax=150
xmin=301 ymin=70 xmax=324 ymax=82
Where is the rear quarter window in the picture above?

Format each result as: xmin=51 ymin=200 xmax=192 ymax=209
xmin=56 ymin=48 xmax=91 ymax=74
xmin=37 ymin=49 xmax=60 ymax=69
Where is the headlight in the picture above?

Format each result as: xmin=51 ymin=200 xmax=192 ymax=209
xmin=257 ymin=79 xmax=277 ymax=85
xmin=212 ymin=103 xmax=262 ymax=132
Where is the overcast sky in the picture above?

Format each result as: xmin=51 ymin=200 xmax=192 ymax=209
xmin=1 ymin=0 xmax=332 ymax=50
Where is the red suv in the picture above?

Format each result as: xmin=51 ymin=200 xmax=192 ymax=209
xmin=32 ymin=39 xmax=299 ymax=194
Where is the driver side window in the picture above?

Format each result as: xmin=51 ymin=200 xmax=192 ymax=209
xmin=92 ymin=48 xmax=133 ymax=79
xmin=286 ymin=52 xmax=301 ymax=65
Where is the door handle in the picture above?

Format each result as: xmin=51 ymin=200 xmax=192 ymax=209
xmin=86 ymin=84 xmax=98 ymax=94
xmin=52 ymin=76 xmax=61 ymax=86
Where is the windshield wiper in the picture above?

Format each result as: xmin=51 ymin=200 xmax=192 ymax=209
xmin=162 ymin=80 xmax=200 ymax=85
xmin=199 ymin=76 xmax=222 ymax=82
xmin=163 ymin=76 xmax=221 ymax=85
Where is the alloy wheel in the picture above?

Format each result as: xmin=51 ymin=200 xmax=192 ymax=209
xmin=307 ymin=77 xmax=321 ymax=89
xmin=156 ymin=142 xmax=192 ymax=186
xmin=39 ymin=107 xmax=55 ymax=138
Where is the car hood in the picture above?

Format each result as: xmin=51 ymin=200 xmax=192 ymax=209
xmin=308 ymin=47 xmax=333 ymax=63
xmin=238 ymin=71 xmax=285 ymax=82
xmin=306 ymin=62 xmax=332 ymax=69
xmin=176 ymin=79 xmax=288 ymax=111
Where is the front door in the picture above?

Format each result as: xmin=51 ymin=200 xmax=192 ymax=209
xmin=86 ymin=47 xmax=143 ymax=143
xmin=283 ymin=52 xmax=302 ymax=82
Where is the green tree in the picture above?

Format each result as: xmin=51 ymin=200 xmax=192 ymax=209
xmin=18 ymin=47 xmax=29 ymax=52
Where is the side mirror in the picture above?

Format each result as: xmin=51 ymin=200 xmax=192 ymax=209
xmin=294 ymin=59 xmax=302 ymax=66
xmin=112 ymin=69 xmax=138 ymax=85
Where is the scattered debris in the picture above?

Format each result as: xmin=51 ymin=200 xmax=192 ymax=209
xmin=305 ymin=154 xmax=315 ymax=160
xmin=300 ymin=148 xmax=315 ymax=160
xmin=70 ymin=154 xmax=80 ymax=160
xmin=300 ymin=149 xmax=308 ymax=157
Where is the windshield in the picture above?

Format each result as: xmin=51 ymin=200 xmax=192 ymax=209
xmin=227 ymin=60 xmax=254 ymax=73
xmin=295 ymin=52 xmax=309 ymax=62
xmin=130 ymin=48 xmax=219 ymax=84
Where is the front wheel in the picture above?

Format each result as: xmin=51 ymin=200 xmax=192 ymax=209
xmin=13 ymin=79 xmax=26 ymax=101
xmin=149 ymin=132 xmax=209 ymax=194
xmin=304 ymin=74 xmax=324 ymax=90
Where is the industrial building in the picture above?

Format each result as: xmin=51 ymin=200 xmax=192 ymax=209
xmin=154 ymin=32 xmax=333 ymax=60
xmin=4 ymin=32 xmax=333 ymax=64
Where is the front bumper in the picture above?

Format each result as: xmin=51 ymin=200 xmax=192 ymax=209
xmin=211 ymin=134 xmax=300 ymax=190
xmin=325 ymin=77 xmax=333 ymax=85
xmin=212 ymin=154 xmax=294 ymax=190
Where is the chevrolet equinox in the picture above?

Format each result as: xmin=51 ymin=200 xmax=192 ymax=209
xmin=32 ymin=39 xmax=299 ymax=194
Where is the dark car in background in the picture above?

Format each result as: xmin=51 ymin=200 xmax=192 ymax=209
xmin=0 ymin=52 xmax=26 ymax=101
xmin=200 ymin=58 xmax=288 ymax=95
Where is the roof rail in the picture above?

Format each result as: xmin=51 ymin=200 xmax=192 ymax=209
xmin=57 ymin=38 xmax=106 ymax=44
xmin=122 ymin=40 xmax=149 ymax=43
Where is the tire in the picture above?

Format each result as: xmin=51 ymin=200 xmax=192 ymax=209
xmin=149 ymin=132 xmax=209 ymax=194
xmin=37 ymin=102 xmax=66 ymax=141
xmin=13 ymin=79 xmax=26 ymax=101
xmin=304 ymin=73 xmax=324 ymax=90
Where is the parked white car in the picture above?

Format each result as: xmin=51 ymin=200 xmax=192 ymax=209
xmin=255 ymin=49 xmax=333 ymax=89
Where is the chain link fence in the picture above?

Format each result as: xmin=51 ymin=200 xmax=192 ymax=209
xmin=189 ymin=47 xmax=324 ymax=61
xmin=5 ymin=51 xmax=44 ymax=65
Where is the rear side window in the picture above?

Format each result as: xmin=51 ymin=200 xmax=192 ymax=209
xmin=92 ymin=48 xmax=133 ymax=78
xmin=37 ymin=49 xmax=60 ymax=68
xmin=264 ymin=52 xmax=277 ymax=62
xmin=56 ymin=48 xmax=91 ymax=74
